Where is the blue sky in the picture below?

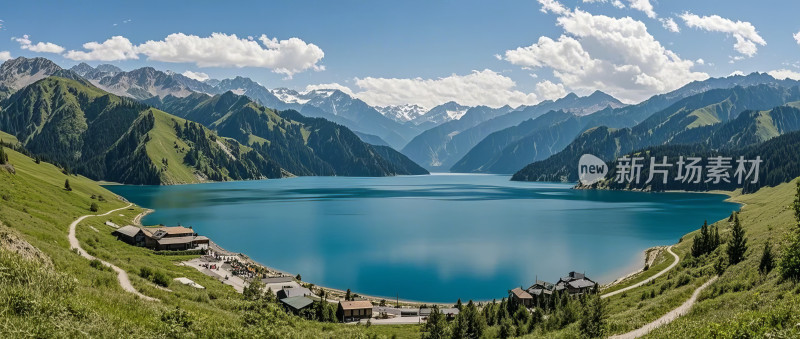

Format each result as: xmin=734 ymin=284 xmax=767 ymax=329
xmin=2 ymin=0 xmax=799 ymax=108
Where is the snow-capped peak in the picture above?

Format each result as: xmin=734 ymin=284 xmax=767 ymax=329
xmin=271 ymin=88 xmax=309 ymax=104
xmin=376 ymin=104 xmax=429 ymax=123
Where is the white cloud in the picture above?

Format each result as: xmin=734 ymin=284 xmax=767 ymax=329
xmin=0 ymin=51 xmax=11 ymax=61
xmin=582 ymin=0 xmax=655 ymax=17
xmin=626 ymin=0 xmax=656 ymax=18
xmin=136 ymin=33 xmax=324 ymax=78
xmin=696 ymin=58 xmax=704 ymax=65
xmin=304 ymin=83 xmax=355 ymax=96
xmin=729 ymin=70 xmax=745 ymax=77
xmin=504 ymin=8 xmax=707 ymax=103
xmin=64 ymin=36 xmax=138 ymax=61
xmin=537 ymin=0 xmax=569 ymax=15
xmin=660 ymin=18 xmax=680 ymax=33
xmin=794 ymin=31 xmax=800 ymax=45
xmin=350 ymin=69 xmax=539 ymax=108
xmin=181 ymin=70 xmax=209 ymax=81
xmin=62 ymin=33 xmax=324 ymax=78
xmin=768 ymin=69 xmax=800 ymax=80
xmin=679 ymin=12 xmax=766 ymax=57
xmin=535 ymin=80 xmax=567 ymax=101
xmin=13 ymin=35 xmax=65 ymax=53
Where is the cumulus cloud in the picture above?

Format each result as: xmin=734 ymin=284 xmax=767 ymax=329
xmin=537 ymin=0 xmax=569 ymax=15
xmin=64 ymin=36 xmax=138 ymax=61
xmin=13 ymin=35 xmax=65 ymax=53
xmin=679 ymin=12 xmax=766 ymax=57
xmin=582 ymin=0 xmax=655 ymax=17
xmin=63 ymin=33 xmax=325 ymax=78
xmin=535 ymin=80 xmax=567 ymax=101
xmin=181 ymin=70 xmax=210 ymax=81
xmin=0 ymin=51 xmax=11 ymax=61
xmin=626 ymin=0 xmax=656 ymax=18
xmin=349 ymin=69 xmax=539 ymax=108
xmin=768 ymin=69 xmax=800 ymax=80
xmin=304 ymin=83 xmax=355 ymax=96
xmin=729 ymin=70 xmax=745 ymax=77
xmin=794 ymin=31 xmax=800 ymax=45
xmin=660 ymin=18 xmax=680 ymax=33
xmin=696 ymin=58 xmax=704 ymax=65
xmin=505 ymin=8 xmax=707 ymax=103
xmin=136 ymin=33 xmax=324 ymax=78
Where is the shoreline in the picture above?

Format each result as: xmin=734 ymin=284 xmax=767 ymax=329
xmin=129 ymin=185 xmax=742 ymax=307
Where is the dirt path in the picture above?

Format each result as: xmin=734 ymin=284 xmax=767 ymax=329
xmin=133 ymin=208 xmax=153 ymax=226
xmin=602 ymin=245 xmax=679 ymax=299
xmin=68 ymin=203 xmax=158 ymax=302
xmin=609 ymin=276 xmax=718 ymax=339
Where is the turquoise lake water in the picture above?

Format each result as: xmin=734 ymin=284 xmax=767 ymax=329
xmin=106 ymin=174 xmax=739 ymax=302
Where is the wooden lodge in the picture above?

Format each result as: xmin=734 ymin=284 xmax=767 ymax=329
xmin=112 ymin=225 xmax=209 ymax=251
xmin=337 ymin=300 xmax=373 ymax=322
xmin=509 ymin=287 xmax=534 ymax=308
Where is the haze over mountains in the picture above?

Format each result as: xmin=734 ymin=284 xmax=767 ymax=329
xmin=0 ymin=57 xmax=428 ymax=185
xmin=3 ymin=56 xmax=800 ymax=190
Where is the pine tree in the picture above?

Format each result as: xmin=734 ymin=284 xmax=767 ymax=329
xmin=498 ymin=317 xmax=514 ymax=339
xmin=727 ymin=213 xmax=747 ymax=265
xmin=759 ymin=240 xmax=775 ymax=274
xmin=64 ymin=179 xmax=72 ymax=191
xmin=692 ymin=220 xmax=709 ymax=257
xmin=780 ymin=181 xmax=800 ymax=281
xmin=579 ymin=295 xmax=606 ymax=338
xmin=345 ymin=289 xmax=351 ymax=301
xmin=421 ymin=306 xmax=449 ymax=339
xmin=0 ymin=144 xmax=7 ymax=165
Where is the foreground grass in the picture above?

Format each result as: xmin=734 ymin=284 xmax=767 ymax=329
xmin=647 ymin=179 xmax=800 ymax=338
xmin=601 ymin=246 xmax=675 ymax=295
xmin=0 ymin=147 xmax=380 ymax=338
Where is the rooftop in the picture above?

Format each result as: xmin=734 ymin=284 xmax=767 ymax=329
xmin=280 ymin=296 xmax=314 ymax=310
xmin=510 ymin=287 xmax=533 ymax=299
xmin=114 ymin=225 xmax=143 ymax=238
xmin=339 ymin=300 xmax=373 ymax=310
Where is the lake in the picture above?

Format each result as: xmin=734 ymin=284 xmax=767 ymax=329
xmin=106 ymin=174 xmax=739 ymax=303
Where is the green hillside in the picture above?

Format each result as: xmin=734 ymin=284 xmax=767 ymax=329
xmin=513 ymin=86 xmax=800 ymax=184
xmin=0 ymin=77 xmax=282 ymax=185
xmin=0 ymin=144 xmax=388 ymax=338
xmin=148 ymin=92 xmax=428 ymax=177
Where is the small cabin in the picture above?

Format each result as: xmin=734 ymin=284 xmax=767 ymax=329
xmin=509 ymin=287 xmax=534 ymax=308
xmin=337 ymin=300 xmax=373 ymax=322
xmin=112 ymin=226 xmax=147 ymax=247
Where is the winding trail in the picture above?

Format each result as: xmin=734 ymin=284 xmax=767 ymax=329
xmin=68 ymin=203 xmax=158 ymax=302
xmin=609 ymin=276 xmax=718 ymax=339
xmin=602 ymin=245 xmax=679 ymax=299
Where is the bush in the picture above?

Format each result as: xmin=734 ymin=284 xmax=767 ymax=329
xmin=89 ymin=259 xmax=109 ymax=271
xmin=152 ymin=271 xmax=170 ymax=287
xmin=89 ymin=202 xmax=99 ymax=212
xmin=139 ymin=267 xmax=154 ymax=279
xmin=676 ymin=274 xmax=692 ymax=287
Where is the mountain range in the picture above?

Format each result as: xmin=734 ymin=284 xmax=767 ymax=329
xmin=512 ymin=83 xmax=800 ymax=184
xmin=400 ymin=91 xmax=625 ymax=172
xmin=0 ymin=58 xmax=429 ymax=184
xmin=457 ymin=72 xmax=800 ymax=175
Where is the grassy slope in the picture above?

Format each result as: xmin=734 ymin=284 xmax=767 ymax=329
xmin=0 ymin=147 xmax=381 ymax=338
xmin=0 ymin=130 xmax=19 ymax=144
xmin=145 ymin=109 xmax=205 ymax=185
xmin=648 ymin=179 xmax=800 ymax=338
xmin=516 ymin=180 xmax=799 ymax=338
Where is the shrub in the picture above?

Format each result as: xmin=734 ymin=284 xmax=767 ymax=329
xmin=152 ymin=271 xmax=170 ymax=287
xmin=89 ymin=202 xmax=99 ymax=212
xmin=89 ymin=259 xmax=108 ymax=271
